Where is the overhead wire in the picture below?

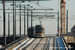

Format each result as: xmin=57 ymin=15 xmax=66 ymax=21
xmin=0 ymin=2 xmax=14 ymax=9
xmin=27 ymin=1 xmax=52 ymax=9
xmin=0 ymin=1 xmax=56 ymax=20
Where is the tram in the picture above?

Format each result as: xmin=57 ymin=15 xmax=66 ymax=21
xmin=27 ymin=25 xmax=45 ymax=38
xmin=35 ymin=25 xmax=45 ymax=37
xmin=27 ymin=27 xmax=35 ymax=38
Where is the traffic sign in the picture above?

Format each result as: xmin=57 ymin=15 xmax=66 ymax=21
xmin=57 ymin=27 xmax=60 ymax=29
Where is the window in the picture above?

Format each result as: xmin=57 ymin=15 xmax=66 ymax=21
xmin=35 ymin=28 xmax=43 ymax=33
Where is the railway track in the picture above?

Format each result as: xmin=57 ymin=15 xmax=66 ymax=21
xmin=53 ymin=37 xmax=55 ymax=50
xmin=17 ymin=38 xmax=35 ymax=50
xmin=22 ymin=38 xmax=42 ymax=50
xmin=12 ymin=38 xmax=35 ymax=50
xmin=5 ymin=37 xmax=69 ymax=50
xmin=6 ymin=37 xmax=29 ymax=50
xmin=44 ymin=38 xmax=55 ymax=50
xmin=33 ymin=38 xmax=48 ymax=50
xmin=7 ymin=37 xmax=55 ymax=50
xmin=49 ymin=38 xmax=53 ymax=50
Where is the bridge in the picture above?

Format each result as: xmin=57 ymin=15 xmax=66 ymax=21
xmin=0 ymin=0 xmax=75 ymax=50
xmin=1 ymin=36 xmax=69 ymax=50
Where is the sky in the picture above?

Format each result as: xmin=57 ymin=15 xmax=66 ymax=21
xmin=1 ymin=0 xmax=75 ymax=17
xmin=0 ymin=0 xmax=75 ymax=36
xmin=0 ymin=0 xmax=75 ymax=17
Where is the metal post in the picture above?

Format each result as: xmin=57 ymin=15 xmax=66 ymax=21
xmin=58 ymin=0 xmax=59 ymax=36
xmin=24 ymin=5 xmax=26 ymax=36
xmin=31 ymin=10 xmax=33 ymax=36
xmin=3 ymin=0 xmax=6 ymax=46
xmin=27 ymin=8 xmax=28 ymax=30
xmin=15 ymin=0 xmax=16 ymax=37
xmin=58 ymin=11 xmax=59 ymax=36
xmin=8 ymin=13 xmax=10 ymax=37
xmin=13 ymin=0 xmax=15 ymax=41
xmin=20 ymin=4 xmax=21 ymax=37
xmin=66 ymin=10 xmax=68 ymax=34
xmin=74 ymin=27 xmax=75 ymax=43
xmin=60 ymin=13 xmax=62 ymax=35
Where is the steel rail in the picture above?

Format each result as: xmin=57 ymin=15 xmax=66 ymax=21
xmin=42 ymin=38 xmax=48 ymax=50
xmin=55 ymin=37 xmax=56 ymax=50
xmin=45 ymin=38 xmax=50 ymax=50
xmin=22 ymin=38 xmax=41 ymax=50
xmin=61 ymin=36 xmax=69 ymax=50
xmin=13 ymin=38 xmax=32 ymax=50
xmin=2 ymin=36 xmax=28 ymax=50
xmin=53 ymin=37 xmax=55 ymax=50
xmin=8 ymin=37 xmax=29 ymax=50
xmin=21 ymin=38 xmax=36 ymax=50
xmin=18 ymin=38 xmax=35 ymax=50
xmin=33 ymin=38 xmax=42 ymax=50
xmin=57 ymin=37 xmax=60 ymax=50
xmin=49 ymin=38 xmax=54 ymax=50
xmin=55 ymin=38 xmax=57 ymax=50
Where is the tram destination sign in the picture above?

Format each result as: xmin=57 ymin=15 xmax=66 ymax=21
xmin=0 ymin=0 xmax=51 ymax=1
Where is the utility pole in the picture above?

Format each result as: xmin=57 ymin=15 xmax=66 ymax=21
xmin=66 ymin=10 xmax=68 ymax=34
xmin=31 ymin=10 xmax=33 ymax=36
xmin=8 ymin=13 xmax=10 ymax=37
xmin=15 ymin=0 xmax=16 ymax=37
xmin=58 ymin=0 xmax=60 ymax=37
xmin=27 ymin=8 xmax=29 ymax=30
xmin=20 ymin=4 xmax=21 ymax=37
xmin=3 ymin=0 xmax=6 ymax=46
xmin=57 ymin=11 xmax=60 ymax=37
xmin=13 ymin=0 xmax=15 ymax=41
xmin=74 ymin=26 xmax=75 ymax=43
xmin=24 ymin=5 xmax=26 ymax=36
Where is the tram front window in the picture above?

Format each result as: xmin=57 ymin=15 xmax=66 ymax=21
xmin=36 ymin=28 xmax=43 ymax=33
